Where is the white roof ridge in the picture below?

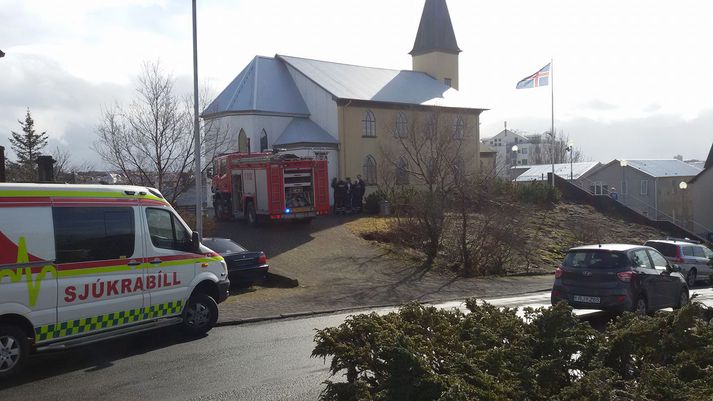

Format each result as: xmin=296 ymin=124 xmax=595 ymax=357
xmin=277 ymin=54 xmax=429 ymax=75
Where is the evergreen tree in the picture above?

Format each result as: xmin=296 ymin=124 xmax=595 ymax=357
xmin=9 ymin=108 xmax=48 ymax=181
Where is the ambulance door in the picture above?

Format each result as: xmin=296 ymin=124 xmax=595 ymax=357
xmin=54 ymin=206 xmax=146 ymax=338
xmin=0 ymin=206 xmax=57 ymax=339
xmin=142 ymin=206 xmax=196 ymax=312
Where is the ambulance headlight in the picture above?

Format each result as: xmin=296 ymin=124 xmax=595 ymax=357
xmin=220 ymin=260 xmax=228 ymax=275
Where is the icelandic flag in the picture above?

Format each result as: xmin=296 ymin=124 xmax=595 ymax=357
xmin=516 ymin=63 xmax=550 ymax=89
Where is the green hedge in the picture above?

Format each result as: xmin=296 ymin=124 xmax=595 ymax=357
xmin=313 ymin=301 xmax=713 ymax=401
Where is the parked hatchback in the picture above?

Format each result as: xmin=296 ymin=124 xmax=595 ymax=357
xmin=551 ymin=244 xmax=688 ymax=314
xmin=643 ymin=239 xmax=713 ymax=287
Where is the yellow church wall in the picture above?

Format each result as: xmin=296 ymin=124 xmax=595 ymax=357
xmin=337 ymin=104 xmax=480 ymax=188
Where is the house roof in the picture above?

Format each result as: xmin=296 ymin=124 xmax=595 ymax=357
xmin=273 ymin=118 xmax=338 ymax=147
xmin=410 ymin=0 xmax=461 ymax=56
xmin=513 ymin=162 xmax=600 ymax=182
xmin=480 ymin=143 xmax=497 ymax=154
xmin=277 ymin=55 xmax=479 ymax=109
xmin=688 ymin=143 xmax=713 ymax=183
xmin=202 ymin=56 xmax=310 ymax=118
xmin=619 ymin=159 xmax=702 ymax=178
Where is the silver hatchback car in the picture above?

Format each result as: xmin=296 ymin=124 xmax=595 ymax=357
xmin=644 ymin=239 xmax=713 ymax=287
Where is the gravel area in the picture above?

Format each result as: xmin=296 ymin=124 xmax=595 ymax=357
xmin=214 ymin=215 xmax=553 ymax=323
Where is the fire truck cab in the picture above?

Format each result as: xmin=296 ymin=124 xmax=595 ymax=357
xmin=211 ymin=152 xmax=330 ymax=225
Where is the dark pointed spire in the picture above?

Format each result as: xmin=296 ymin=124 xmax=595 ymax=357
xmin=705 ymin=143 xmax=713 ymax=170
xmin=410 ymin=0 xmax=461 ymax=56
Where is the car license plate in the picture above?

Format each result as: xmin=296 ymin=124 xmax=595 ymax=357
xmin=573 ymin=295 xmax=600 ymax=304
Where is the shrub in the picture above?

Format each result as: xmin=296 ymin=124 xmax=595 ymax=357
xmin=516 ymin=181 xmax=561 ymax=205
xmin=313 ymin=301 xmax=713 ymax=401
xmin=364 ymin=190 xmax=386 ymax=215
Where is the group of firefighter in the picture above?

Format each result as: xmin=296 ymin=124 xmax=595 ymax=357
xmin=331 ymin=175 xmax=366 ymax=215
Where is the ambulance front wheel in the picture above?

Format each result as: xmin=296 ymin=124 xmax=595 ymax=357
xmin=0 ymin=324 xmax=29 ymax=380
xmin=181 ymin=293 xmax=219 ymax=336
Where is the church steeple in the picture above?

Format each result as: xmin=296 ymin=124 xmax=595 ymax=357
xmin=410 ymin=0 xmax=461 ymax=56
xmin=410 ymin=0 xmax=461 ymax=89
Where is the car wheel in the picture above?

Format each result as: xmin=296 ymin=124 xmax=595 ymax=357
xmin=182 ymin=293 xmax=219 ymax=336
xmin=687 ymin=270 xmax=697 ymax=287
xmin=247 ymin=202 xmax=258 ymax=227
xmin=674 ymin=287 xmax=689 ymax=310
xmin=0 ymin=324 xmax=29 ymax=380
xmin=633 ymin=295 xmax=648 ymax=315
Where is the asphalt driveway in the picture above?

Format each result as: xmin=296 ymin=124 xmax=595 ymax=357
xmin=213 ymin=215 xmax=553 ymax=322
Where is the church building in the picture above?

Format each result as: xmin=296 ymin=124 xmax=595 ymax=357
xmin=202 ymin=0 xmax=486 ymax=197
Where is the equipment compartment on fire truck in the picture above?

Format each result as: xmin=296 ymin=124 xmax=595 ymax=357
xmin=211 ymin=152 xmax=330 ymax=225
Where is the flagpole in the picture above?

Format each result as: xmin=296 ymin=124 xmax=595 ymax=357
xmin=550 ymin=57 xmax=555 ymax=188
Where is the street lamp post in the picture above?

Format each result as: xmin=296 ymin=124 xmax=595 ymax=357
xmin=565 ymin=142 xmax=574 ymax=180
xmin=192 ymin=0 xmax=202 ymax=236
xmin=511 ymin=145 xmax=518 ymax=181
xmin=679 ymin=181 xmax=688 ymax=228
xmin=620 ymin=160 xmax=628 ymax=204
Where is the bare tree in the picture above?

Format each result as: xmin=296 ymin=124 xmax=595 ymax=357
xmin=529 ymin=130 xmax=584 ymax=165
xmin=379 ymin=109 xmax=475 ymax=262
xmin=93 ymin=61 xmax=229 ymax=204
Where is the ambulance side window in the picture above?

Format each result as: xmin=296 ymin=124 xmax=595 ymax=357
xmin=53 ymin=207 xmax=135 ymax=263
xmin=145 ymin=208 xmax=192 ymax=252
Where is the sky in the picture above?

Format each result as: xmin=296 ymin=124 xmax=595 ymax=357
xmin=1 ymin=0 xmax=712 ymax=169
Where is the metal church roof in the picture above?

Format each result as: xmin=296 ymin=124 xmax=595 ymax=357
xmin=202 ymin=56 xmax=309 ymax=118
xmin=278 ymin=55 xmax=477 ymax=109
xmin=410 ymin=0 xmax=461 ymax=56
xmin=273 ymin=118 xmax=338 ymax=147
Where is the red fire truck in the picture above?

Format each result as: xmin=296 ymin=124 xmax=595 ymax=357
xmin=211 ymin=152 xmax=330 ymax=225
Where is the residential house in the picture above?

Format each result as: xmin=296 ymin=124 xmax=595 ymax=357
xmin=688 ymin=144 xmax=713 ymax=240
xmin=202 ymin=0 xmax=486 ymax=204
xmin=512 ymin=161 xmax=601 ymax=185
xmin=583 ymin=159 xmax=702 ymax=225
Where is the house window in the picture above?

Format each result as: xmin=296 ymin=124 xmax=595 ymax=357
xmin=640 ymin=180 xmax=648 ymax=196
xmin=260 ymin=129 xmax=268 ymax=152
xmin=593 ymin=181 xmax=604 ymax=195
xmin=362 ymin=110 xmax=376 ymax=137
xmin=395 ymin=112 xmax=408 ymax=138
xmin=424 ymin=113 xmax=437 ymax=137
xmin=453 ymin=116 xmax=465 ymax=139
xmin=444 ymin=78 xmax=452 ymax=87
xmin=363 ymin=155 xmax=377 ymax=185
xmin=238 ymin=129 xmax=248 ymax=152
xmin=396 ymin=156 xmax=409 ymax=185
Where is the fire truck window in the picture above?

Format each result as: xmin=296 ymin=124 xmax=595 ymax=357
xmin=53 ymin=207 xmax=135 ymax=263
xmin=146 ymin=208 xmax=192 ymax=252
xmin=219 ymin=158 xmax=227 ymax=175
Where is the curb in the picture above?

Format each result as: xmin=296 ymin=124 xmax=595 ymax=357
xmin=216 ymin=286 xmax=552 ymax=327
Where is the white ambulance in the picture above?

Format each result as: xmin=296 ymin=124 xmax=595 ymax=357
xmin=0 ymin=183 xmax=230 ymax=378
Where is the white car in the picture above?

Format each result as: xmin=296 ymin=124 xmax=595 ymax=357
xmin=0 ymin=183 xmax=230 ymax=378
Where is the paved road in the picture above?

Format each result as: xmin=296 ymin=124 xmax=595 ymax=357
xmin=2 ymin=288 xmax=712 ymax=401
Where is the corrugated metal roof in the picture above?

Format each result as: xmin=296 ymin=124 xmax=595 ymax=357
xmin=623 ymin=159 xmax=702 ymax=178
xmin=273 ymin=118 xmax=338 ymax=147
xmin=514 ymin=162 xmax=601 ymax=182
xmin=202 ymin=56 xmax=309 ymax=118
xmin=277 ymin=55 xmax=478 ymax=109
xmin=410 ymin=0 xmax=461 ymax=56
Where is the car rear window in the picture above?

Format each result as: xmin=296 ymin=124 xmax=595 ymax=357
xmin=644 ymin=241 xmax=678 ymax=257
xmin=563 ymin=250 xmax=629 ymax=269
xmin=202 ymin=239 xmax=246 ymax=254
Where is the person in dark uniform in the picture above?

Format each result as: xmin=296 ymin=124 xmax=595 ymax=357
xmin=334 ymin=178 xmax=347 ymax=215
xmin=354 ymin=175 xmax=366 ymax=213
xmin=345 ymin=177 xmax=353 ymax=213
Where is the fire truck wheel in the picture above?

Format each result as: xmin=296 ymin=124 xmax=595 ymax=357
xmin=247 ymin=202 xmax=259 ymax=227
